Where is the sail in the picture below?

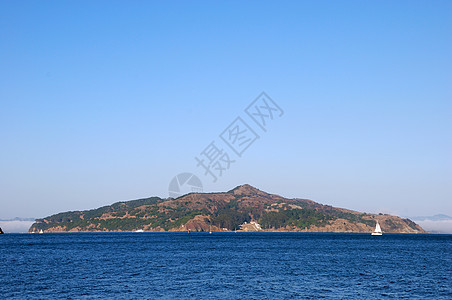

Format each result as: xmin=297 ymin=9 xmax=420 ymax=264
xmin=374 ymin=222 xmax=382 ymax=233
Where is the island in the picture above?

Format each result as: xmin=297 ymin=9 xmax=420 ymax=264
xmin=28 ymin=184 xmax=425 ymax=234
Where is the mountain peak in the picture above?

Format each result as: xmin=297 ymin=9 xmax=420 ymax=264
xmin=229 ymin=184 xmax=267 ymax=196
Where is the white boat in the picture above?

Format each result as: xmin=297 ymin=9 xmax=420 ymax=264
xmin=39 ymin=229 xmax=43 ymax=234
xmin=371 ymin=221 xmax=382 ymax=236
xmin=135 ymin=229 xmax=144 ymax=233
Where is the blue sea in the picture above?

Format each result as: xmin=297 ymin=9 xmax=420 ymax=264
xmin=1 ymin=233 xmax=451 ymax=299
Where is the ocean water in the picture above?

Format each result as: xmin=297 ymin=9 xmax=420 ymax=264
xmin=1 ymin=233 xmax=451 ymax=299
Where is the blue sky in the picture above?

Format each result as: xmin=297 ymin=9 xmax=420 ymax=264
xmin=1 ymin=1 xmax=451 ymax=219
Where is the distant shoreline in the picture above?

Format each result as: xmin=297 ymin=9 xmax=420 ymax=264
xmin=20 ymin=231 xmax=435 ymax=234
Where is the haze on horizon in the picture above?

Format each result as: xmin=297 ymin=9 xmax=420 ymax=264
xmin=1 ymin=1 xmax=451 ymax=221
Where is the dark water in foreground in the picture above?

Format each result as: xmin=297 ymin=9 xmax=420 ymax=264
xmin=1 ymin=233 xmax=451 ymax=299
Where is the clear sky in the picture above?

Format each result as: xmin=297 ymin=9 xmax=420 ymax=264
xmin=1 ymin=1 xmax=451 ymax=219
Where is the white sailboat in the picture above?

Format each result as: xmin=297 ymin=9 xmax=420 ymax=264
xmin=39 ymin=229 xmax=43 ymax=234
xmin=371 ymin=221 xmax=382 ymax=236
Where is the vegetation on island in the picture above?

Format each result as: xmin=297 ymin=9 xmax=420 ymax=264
xmin=29 ymin=184 xmax=425 ymax=233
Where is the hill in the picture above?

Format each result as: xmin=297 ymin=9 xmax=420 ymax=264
xmin=29 ymin=185 xmax=425 ymax=233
